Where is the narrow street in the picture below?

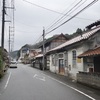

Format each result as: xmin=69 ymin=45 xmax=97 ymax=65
xmin=0 ymin=64 xmax=100 ymax=100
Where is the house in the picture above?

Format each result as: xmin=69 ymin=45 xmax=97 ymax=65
xmin=34 ymin=33 xmax=69 ymax=70
xmin=19 ymin=44 xmax=41 ymax=64
xmin=47 ymin=20 xmax=100 ymax=80
xmin=33 ymin=54 xmax=43 ymax=70
xmin=77 ymin=20 xmax=100 ymax=88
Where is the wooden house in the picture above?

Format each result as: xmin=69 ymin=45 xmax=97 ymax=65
xmin=35 ymin=33 xmax=69 ymax=69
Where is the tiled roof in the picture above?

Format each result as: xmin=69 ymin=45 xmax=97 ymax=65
xmin=78 ymin=46 xmax=100 ymax=58
xmin=48 ymin=26 xmax=100 ymax=52
xmin=86 ymin=20 xmax=100 ymax=29
xmin=45 ymin=33 xmax=68 ymax=44
xmin=39 ymin=33 xmax=68 ymax=47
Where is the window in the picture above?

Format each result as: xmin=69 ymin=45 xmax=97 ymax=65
xmin=65 ymin=52 xmax=68 ymax=67
xmin=55 ymin=54 xmax=58 ymax=66
xmin=59 ymin=53 xmax=63 ymax=58
xmin=72 ymin=50 xmax=77 ymax=68
xmin=52 ymin=55 xmax=55 ymax=66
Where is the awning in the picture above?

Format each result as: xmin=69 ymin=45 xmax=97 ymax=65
xmin=35 ymin=54 xmax=43 ymax=58
xmin=78 ymin=46 xmax=100 ymax=58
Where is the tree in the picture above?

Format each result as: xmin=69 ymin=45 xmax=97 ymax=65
xmin=76 ymin=28 xmax=83 ymax=34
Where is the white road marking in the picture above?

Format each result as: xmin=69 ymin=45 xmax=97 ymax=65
xmin=33 ymin=74 xmax=37 ymax=78
xmin=4 ymin=72 xmax=12 ymax=89
xmin=33 ymin=74 xmax=45 ymax=81
xmin=42 ymin=73 xmax=95 ymax=100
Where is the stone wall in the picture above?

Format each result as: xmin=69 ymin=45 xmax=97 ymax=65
xmin=77 ymin=72 xmax=100 ymax=89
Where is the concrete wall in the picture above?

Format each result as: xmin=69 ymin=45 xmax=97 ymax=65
xmin=67 ymin=47 xmax=84 ymax=80
xmin=77 ymin=72 xmax=100 ymax=89
xmin=49 ymin=54 xmax=56 ymax=73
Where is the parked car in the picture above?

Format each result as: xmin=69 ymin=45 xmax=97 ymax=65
xmin=9 ymin=61 xmax=17 ymax=68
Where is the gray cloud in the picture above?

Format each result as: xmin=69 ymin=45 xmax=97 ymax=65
xmin=0 ymin=0 xmax=100 ymax=50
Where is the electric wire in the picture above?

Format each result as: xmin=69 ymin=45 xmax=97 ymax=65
xmin=46 ymin=0 xmax=87 ymax=32
xmin=23 ymin=0 xmax=64 ymax=15
xmin=15 ymin=29 xmax=35 ymax=33
xmin=33 ymin=34 xmax=43 ymax=46
xmin=23 ymin=0 xmax=94 ymax=22
xmin=28 ymin=0 xmax=85 ymax=45
xmin=46 ymin=0 xmax=98 ymax=35
xmin=22 ymin=0 xmax=95 ymax=34
xmin=27 ymin=0 xmax=94 ymax=45
xmin=45 ymin=0 xmax=79 ymax=30
xmin=30 ymin=0 xmax=96 ymax=45
xmin=7 ymin=14 xmax=37 ymax=28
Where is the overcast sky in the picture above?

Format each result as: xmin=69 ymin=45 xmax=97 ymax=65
xmin=0 ymin=0 xmax=100 ymax=51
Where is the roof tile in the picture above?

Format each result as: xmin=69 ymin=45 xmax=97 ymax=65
xmin=78 ymin=46 xmax=100 ymax=57
xmin=48 ymin=26 xmax=100 ymax=52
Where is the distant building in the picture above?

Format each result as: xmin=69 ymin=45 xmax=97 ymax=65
xmin=19 ymin=44 xmax=41 ymax=64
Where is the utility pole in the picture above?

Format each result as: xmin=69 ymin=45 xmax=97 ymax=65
xmin=42 ymin=28 xmax=45 ymax=70
xmin=1 ymin=0 xmax=6 ymax=48
xmin=9 ymin=26 xmax=11 ymax=53
xmin=10 ymin=0 xmax=15 ymax=51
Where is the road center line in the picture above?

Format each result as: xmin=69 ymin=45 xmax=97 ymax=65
xmin=42 ymin=73 xmax=95 ymax=100
xmin=4 ymin=72 xmax=12 ymax=89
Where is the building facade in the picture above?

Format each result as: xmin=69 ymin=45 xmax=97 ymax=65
xmin=35 ymin=33 xmax=69 ymax=70
xmin=47 ymin=22 xmax=100 ymax=80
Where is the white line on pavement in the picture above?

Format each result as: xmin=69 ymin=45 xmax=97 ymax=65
xmin=33 ymin=74 xmax=45 ymax=81
xmin=4 ymin=72 xmax=12 ymax=89
xmin=42 ymin=73 xmax=95 ymax=100
xmin=33 ymin=74 xmax=37 ymax=77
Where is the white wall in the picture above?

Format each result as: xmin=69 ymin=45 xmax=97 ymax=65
xmin=49 ymin=47 xmax=84 ymax=80
xmin=49 ymin=45 xmax=96 ymax=80
xmin=67 ymin=46 xmax=84 ymax=80
xmin=49 ymin=55 xmax=56 ymax=73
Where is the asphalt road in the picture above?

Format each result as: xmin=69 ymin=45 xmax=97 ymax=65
xmin=0 ymin=64 xmax=100 ymax=100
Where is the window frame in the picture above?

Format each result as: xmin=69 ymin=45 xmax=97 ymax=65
xmin=72 ymin=50 xmax=77 ymax=68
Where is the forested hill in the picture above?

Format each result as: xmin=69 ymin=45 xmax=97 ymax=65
xmin=10 ymin=50 xmax=19 ymax=60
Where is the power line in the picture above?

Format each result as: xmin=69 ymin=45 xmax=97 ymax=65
xmin=46 ymin=0 xmax=95 ymax=32
xmin=46 ymin=0 xmax=84 ymax=31
xmin=15 ymin=19 xmax=38 ymax=28
xmin=46 ymin=0 xmax=90 ymax=32
xmin=7 ymin=14 xmax=37 ymax=28
xmin=45 ymin=0 xmax=80 ymax=30
xmin=15 ymin=29 xmax=35 ymax=33
xmin=46 ymin=0 xmax=98 ymax=35
xmin=34 ymin=35 xmax=43 ymax=44
xmin=53 ymin=0 xmax=88 ymax=28
xmin=23 ymin=0 xmax=64 ymax=15
xmin=23 ymin=0 xmax=95 ymax=31
xmin=32 ymin=0 xmax=96 ymax=45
